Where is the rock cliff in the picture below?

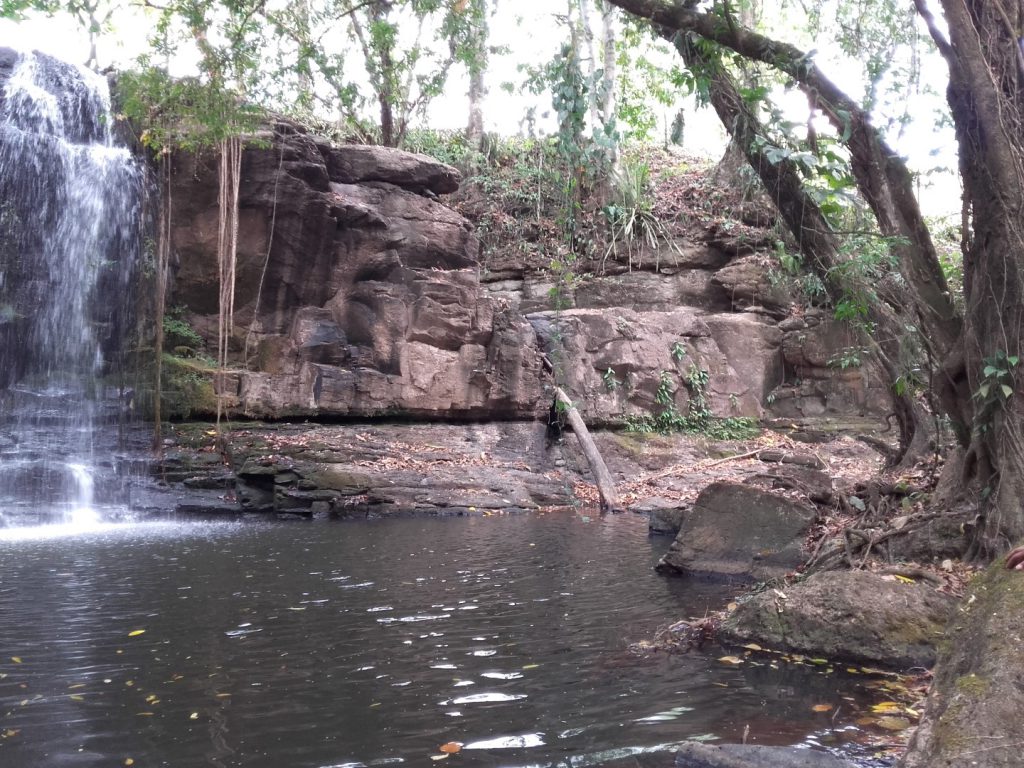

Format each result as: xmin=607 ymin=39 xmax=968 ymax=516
xmin=170 ymin=122 xmax=542 ymax=420
xmin=168 ymin=122 xmax=891 ymax=425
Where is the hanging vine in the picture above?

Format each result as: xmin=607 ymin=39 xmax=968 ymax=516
xmin=215 ymin=136 xmax=243 ymax=444
xmin=151 ymin=152 xmax=173 ymax=452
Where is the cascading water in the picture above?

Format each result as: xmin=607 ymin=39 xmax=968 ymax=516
xmin=0 ymin=48 xmax=143 ymax=527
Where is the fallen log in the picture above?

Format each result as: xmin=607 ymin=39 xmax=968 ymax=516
xmin=553 ymin=386 xmax=623 ymax=513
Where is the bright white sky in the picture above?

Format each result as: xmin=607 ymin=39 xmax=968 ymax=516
xmin=0 ymin=1 xmax=959 ymax=213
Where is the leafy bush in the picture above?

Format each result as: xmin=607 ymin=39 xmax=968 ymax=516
xmin=601 ymin=160 xmax=679 ymax=271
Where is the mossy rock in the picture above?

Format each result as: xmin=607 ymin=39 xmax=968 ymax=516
xmin=903 ymin=562 xmax=1024 ymax=767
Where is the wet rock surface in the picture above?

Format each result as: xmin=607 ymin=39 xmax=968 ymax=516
xmin=159 ymin=421 xmax=570 ymax=519
xmin=674 ymin=742 xmax=856 ymax=767
xmin=720 ymin=571 xmax=957 ymax=668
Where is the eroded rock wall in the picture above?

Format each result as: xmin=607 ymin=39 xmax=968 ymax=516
xmin=168 ymin=123 xmax=891 ymax=424
xmin=169 ymin=123 xmax=543 ymax=420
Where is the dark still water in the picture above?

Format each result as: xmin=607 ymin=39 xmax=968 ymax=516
xmin=0 ymin=514 xmax=872 ymax=767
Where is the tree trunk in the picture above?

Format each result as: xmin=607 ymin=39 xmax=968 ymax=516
xmin=465 ymin=0 xmax=488 ymax=146
xmin=599 ymin=0 xmax=617 ymax=127
xmin=919 ymin=0 xmax=1024 ymax=553
xmin=554 ymin=387 xmax=623 ymax=513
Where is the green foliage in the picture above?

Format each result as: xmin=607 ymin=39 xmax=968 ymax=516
xmin=117 ymin=68 xmax=263 ymax=153
xmin=828 ymin=346 xmax=868 ymax=369
xmin=163 ymin=308 xmax=204 ymax=352
xmin=601 ymin=159 xmax=679 ymax=271
xmin=671 ymin=341 xmax=687 ymax=361
xmin=973 ymin=351 xmax=1019 ymax=433
xmin=615 ymin=18 xmax=699 ymax=141
xmin=626 ymin=359 xmax=759 ymax=439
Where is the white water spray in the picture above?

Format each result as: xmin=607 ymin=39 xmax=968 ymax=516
xmin=0 ymin=48 xmax=142 ymax=526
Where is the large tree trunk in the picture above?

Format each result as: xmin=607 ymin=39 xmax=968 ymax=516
xmin=918 ymin=0 xmax=1024 ymax=553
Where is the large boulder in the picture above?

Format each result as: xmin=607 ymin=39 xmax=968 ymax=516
xmin=720 ymin=570 xmax=956 ymax=667
xmin=902 ymin=563 xmax=1024 ymax=767
xmin=324 ymin=143 xmax=461 ymax=194
xmin=657 ymin=482 xmax=815 ymax=581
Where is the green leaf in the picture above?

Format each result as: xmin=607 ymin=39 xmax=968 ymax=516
xmin=1001 ymin=384 xmax=1013 ymax=399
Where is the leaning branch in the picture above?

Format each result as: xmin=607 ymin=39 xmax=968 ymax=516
xmin=554 ymin=387 xmax=623 ymax=513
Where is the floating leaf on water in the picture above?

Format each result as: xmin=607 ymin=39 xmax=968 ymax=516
xmin=135 ymin=712 xmax=154 ymax=717
xmin=522 ymin=664 xmax=539 ymax=670
xmin=810 ymin=658 xmax=829 ymax=665
xmin=128 ymin=630 xmax=146 ymax=637
xmin=741 ymin=643 xmax=762 ymax=651
xmin=69 ymin=695 xmax=84 ymax=702
xmin=68 ymin=683 xmax=86 ymax=690
xmin=439 ymin=742 xmax=462 ymax=753
xmin=11 ymin=657 xmax=21 ymax=664
xmin=717 ymin=656 xmax=743 ymax=665
xmin=190 ymin=712 xmax=199 ymax=720
xmin=430 ymin=755 xmax=449 ymax=762
xmin=874 ymin=716 xmax=912 ymax=731
xmin=125 ymin=760 xmax=135 ymax=767
xmin=871 ymin=702 xmax=903 ymax=713
xmin=811 ymin=704 xmax=833 ymax=712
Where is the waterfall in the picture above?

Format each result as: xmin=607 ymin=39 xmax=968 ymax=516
xmin=0 ymin=48 xmax=143 ymax=526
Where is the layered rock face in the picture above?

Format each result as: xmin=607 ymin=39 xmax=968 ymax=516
xmin=169 ymin=123 xmax=890 ymax=424
xmin=170 ymin=123 xmax=543 ymax=420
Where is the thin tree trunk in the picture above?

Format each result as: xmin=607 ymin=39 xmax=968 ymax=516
xmin=466 ymin=0 xmax=488 ymax=146
xmin=554 ymin=387 xmax=623 ymax=513
xmin=575 ymin=0 xmax=601 ymax=131
xmin=599 ymin=0 xmax=616 ymax=127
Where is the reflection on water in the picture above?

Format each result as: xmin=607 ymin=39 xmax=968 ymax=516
xmin=0 ymin=514 xmax=877 ymax=767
